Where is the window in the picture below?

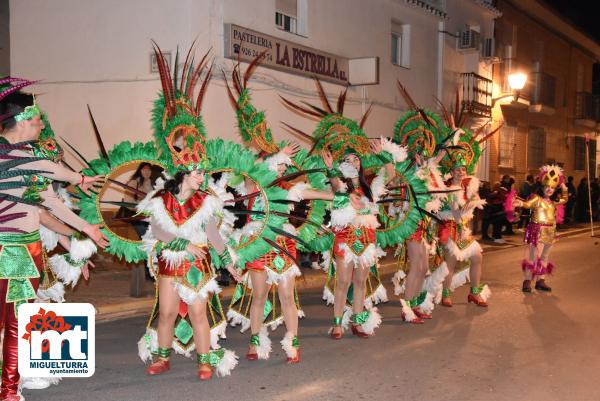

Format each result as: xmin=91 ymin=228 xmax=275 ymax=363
xmin=391 ymin=22 xmax=411 ymax=68
xmin=499 ymin=124 xmax=516 ymax=168
xmin=276 ymin=0 xmax=306 ymax=36
xmin=527 ymin=126 xmax=546 ymax=169
xmin=275 ymin=12 xmax=297 ymax=34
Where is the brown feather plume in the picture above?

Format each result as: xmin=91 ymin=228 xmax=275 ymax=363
xmin=312 ymin=76 xmax=334 ymax=113
xmin=280 ymin=122 xmax=314 ymax=143
xmin=396 ymin=80 xmax=418 ymax=110
xmin=180 ymin=40 xmax=197 ymax=93
xmin=195 ymin=61 xmax=213 ymax=114
xmin=279 ymin=95 xmax=324 ymax=118
xmin=185 ymin=48 xmax=211 ymax=100
xmin=359 ymin=104 xmax=373 ymax=129
xmin=243 ymin=51 xmax=267 ymax=88
xmin=337 ymin=87 xmax=348 ymax=115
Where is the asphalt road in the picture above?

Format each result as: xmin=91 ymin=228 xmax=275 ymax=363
xmin=24 ymin=234 xmax=600 ymax=401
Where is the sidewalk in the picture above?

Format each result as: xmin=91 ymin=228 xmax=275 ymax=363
xmin=65 ymin=223 xmax=596 ymax=322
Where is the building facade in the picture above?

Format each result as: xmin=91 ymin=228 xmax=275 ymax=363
xmin=7 ymin=0 xmax=501 ymax=172
xmin=489 ymin=0 xmax=599 ymax=187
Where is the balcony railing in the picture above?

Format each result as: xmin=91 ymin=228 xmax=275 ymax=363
xmin=575 ymin=91 xmax=600 ymax=122
xmin=461 ymin=72 xmax=493 ymax=118
xmin=529 ymin=72 xmax=556 ymax=109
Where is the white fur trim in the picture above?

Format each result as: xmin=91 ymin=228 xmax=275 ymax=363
xmin=280 ymin=332 xmax=298 ymax=358
xmin=21 ymin=376 xmax=61 ymax=390
xmin=466 ymin=176 xmax=480 ymax=200
xmin=57 ymin=186 xmax=75 ymax=209
xmin=392 ymin=270 xmax=407 ymax=296
xmin=137 ymin=190 xmax=223 ymax=243
xmin=425 ymin=198 xmax=442 ymax=213
xmin=423 ymin=262 xmax=449 ymax=304
xmin=255 ymin=326 xmax=272 ymax=360
xmin=227 ymin=309 xmax=251 ymax=333
xmin=340 ymin=306 xmax=353 ymax=331
xmin=370 ymin=168 xmax=388 ymax=203
xmin=361 ymin=307 xmax=382 ymax=335
xmin=36 ymin=281 xmax=65 ymax=303
xmin=479 ymin=284 xmax=492 ymax=302
xmin=172 ymin=338 xmax=194 ymax=358
xmin=173 ymin=278 xmax=221 ymax=305
xmin=445 ymin=239 xmax=482 ymax=262
xmin=265 ymin=264 xmax=301 ymax=285
xmin=380 ymin=137 xmax=408 ymax=163
xmin=39 ymin=225 xmax=59 ymax=251
xmin=322 ymin=286 xmax=335 ymax=305
xmin=160 ymin=249 xmax=188 ymax=269
xmin=210 ymin=320 xmax=228 ymax=349
xmin=336 ymin=243 xmax=378 ymax=269
xmin=138 ymin=327 xmax=158 ymax=363
xmin=339 ymin=162 xmax=359 ymax=179
xmin=69 ymin=237 xmax=97 ymax=262
xmin=450 ymin=267 xmax=471 ymax=291
xmin=320 ymin=250 xmax=332 ymax=272
xmin=48 ymin=254 xmax=82 ymax=288
xmin=400 ymin=299 xmax=418 ymax=322
xmin=287 ymin=182 xmax=309 ymax=202
xmin=266 ymin=315 xmax=285 ymax=331
xmin=265 ymin=151 xmax=292 ymax=172
xmin=417 ymin=292 xmax=435 ymax=315
xmin=214 ymin=348 xmax=238 ymax=377
xmin=368 ymin=283 xmax=388 ymax=305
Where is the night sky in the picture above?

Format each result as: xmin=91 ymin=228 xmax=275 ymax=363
xmin=543 ymin=0 xmax=600 ymax=43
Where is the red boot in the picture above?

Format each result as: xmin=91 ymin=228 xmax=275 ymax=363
xmin=412 ymin=307 xmax=432 ymax=320
xmin=467 ymin=293 xmax=488 ymax=307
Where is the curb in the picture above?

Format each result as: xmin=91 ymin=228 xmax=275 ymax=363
xmin=95 ymin=226 xmax=594 ymax=322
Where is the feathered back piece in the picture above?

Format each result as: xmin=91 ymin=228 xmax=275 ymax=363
xmin=222 ymin=51 xmax=280 ymax=154
xmin=280 ymin=76 xmax=373 ymax=164
xmin=151 ymin=41 xmax=212 ymax=174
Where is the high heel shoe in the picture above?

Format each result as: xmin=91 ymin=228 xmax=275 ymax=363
xmin=467 ymin=293 xmax=488 ymax=307
xmin=330 ymin=316 xmax=343 ymax=340
xmin=402 ymin=311 xmax=424 ymax=324
xmin=441 ymin=289 xmax=452 ymax=307
xmin=412 ymin=307 xmax=432 ymax=320
xmin=246 ymin=334 xmax=259 ymax=360
xmin=146 ymin=359 xmax=170 ymax=375
xmin=197 ymin=364 xmax=213 ymax=381
xmin=287 ymin=348 xmax=301 ymax=364
xmin=350 ymin=324 xmax=370 ymax=338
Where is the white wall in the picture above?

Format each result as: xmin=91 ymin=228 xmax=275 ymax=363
xmin=9 ymin=0 xmax=475 ymax=171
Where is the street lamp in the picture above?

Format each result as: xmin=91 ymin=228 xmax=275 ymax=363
xmin=507 ymin=72 xmax=527 ymax=102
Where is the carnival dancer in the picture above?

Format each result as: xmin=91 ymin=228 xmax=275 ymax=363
xmin=277 ymin=79 xmax=405 ymax=338
xmin=136 ymin=44 xmax=239 ymax=381
xmin=388 ymin=88 xmax=453 ymax=323
xmin=0 ymin=82 xmax=106 ymax=401
xmin=437 ymin=154 xmax=488 ymax=307
xmin=322 ymin=139 xmax=398 ymax=339
xmin=512 ymin=165 xmax=568 ymax=292
xmin=223 ymin=59 xmax=335 ymax=363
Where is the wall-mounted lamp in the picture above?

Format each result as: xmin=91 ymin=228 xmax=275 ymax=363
xmin=492 ymin=72 xmax=528 ymax=107
xmin=507 ymin=72 xmax=527 ymax=101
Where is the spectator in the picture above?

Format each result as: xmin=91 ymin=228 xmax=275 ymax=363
xmin=517 ymin=175 xmax=534 ymax=229
xmin=481 ymin=181 xmax=507 ymax=244
xmin=591 ymin=178 xmax=600 ymax=221
xmin=575 ymin=178 xmax=590 ymax=222
xmin=565 ymin=176 xmax=577 ymax=224
xmin=500 ymin=175 xmax=515 ymax=235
